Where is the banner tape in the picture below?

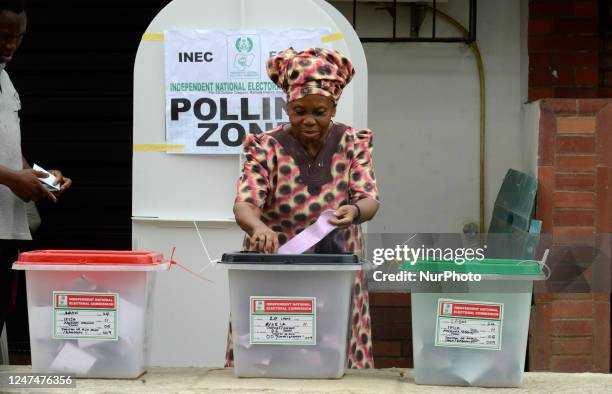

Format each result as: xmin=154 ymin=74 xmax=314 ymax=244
xmin=320 ymin=32 xmax=344 ymax=43
xmin=133 ymin=144 xmax=185 ymax=152
xmin=144 ymin=32 xmax=342 ymax=43
xmin=142 ymin=33 xmax=164 ymax=41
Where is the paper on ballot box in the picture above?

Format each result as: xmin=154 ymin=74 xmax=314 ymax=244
xmin=49 ymin=342 xmax=97 ymax=375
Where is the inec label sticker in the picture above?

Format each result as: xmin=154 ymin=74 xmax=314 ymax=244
xmin=53 ymin=292 xmax=118 ymax=340
xmin=435 ymin=299 xmax=503 ymax=350
xmin=250 ymin=297 xmax=316 ymax=345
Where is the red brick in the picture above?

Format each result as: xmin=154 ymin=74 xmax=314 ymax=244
xmin=370 ymin=307 xmax=411 ymax=324
xmin=553 ymin=225 xmax=594 ymax=233
xmin=550 ymin=245 xmax=595 ymax=264
xmin=553 ymin=210 xmax=594 ymax=226
xmin=576 ymin=69 xmax=599 ymax=85
xmin=530 ymin=53 xmax=554 ymax=69
xmin=529 ymin=19 xmax=555 ymax=35
xmin=401 ymin=340 xmax=413 ymax=357
xmin=540 ymin=110 xmax=555 ymax=165
xmin=551 ymin=300 xmax=593 ymax=318
xmin=557 ymin=116 xmax=596 ymax=133
xmin=372 ymin=341 xmax=401 ymax=357
xmin=555 ymin=173 xmax=595 ymax=190
xmin=374 ymin=357 xmax=412 ymax=368
xmin=555 ymin=156 xmax=597 ymax=171
xmin=529 ymin=36 xmax=568 ymax=53
xmin=553 ymin=53 xmax=598 ymax=68
xmin=603 ymin=71 xmax=612 ymax=86
xmin=573 ymin=35 xmax=599 ymax=51
xmin=551 ymin=293 xmax=593 ymax=300
xmin=555 ymin=87 xmax=599 ymax=98
xmin=554 ymin=191 xmax=595 ymax=207
xmin=552 ymin=338 xmax=593 ymax=354
xmin=541 ymin=99 xmax=577 ymax=114
xmin=550 ymin=355 xmax=593 ymax=372
xmin=554 ymin=19 xmax=598 ymax=35
xmin=598 ymin=87 xmax=612 ymax=98
xmin=601 ymin=54 xmax=612 ymax=69
xmin=596 ymin=104 xmax=612 ymax=166
xmin=556 ymin=136 xmax=595 ymax=153
xmin=552 ymin=226 xmax=595 ymax=244
xmin=537 ymin=166 xmax=554 ymax=231
xmin=372 ymin=324 xmax=411 ymax=340
xmin=552 ymin=319 xmax=593 ymax=336
xmin=593 ymin=299 xmax=611 ymax=371
xmin=531 ymin=69 xmax=573 ymax=86
xmin=574 ymin=1 xmax=598 ymax=17
xmin=369 ymin=293 xmax=410 ymax=307
xmin=529 ymin=302 xmax=552 ymax=371
xmin=530 ymin=1 xmax=574 ymax=18
xmin=578 ymin=99 xmax=610 ymax=114
xmin=530 ymin=87 xmax=555 ymax=101
xmin=535 ymin=293 xmax=553 ymax=303
xmin=596 ymin=168 xmax=612 ymax=233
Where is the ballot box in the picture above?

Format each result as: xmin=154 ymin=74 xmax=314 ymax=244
xmin=219 ymin=253 xmax=361 ymax=378
xmin=13 ymin=250 xmax=170 ymax=378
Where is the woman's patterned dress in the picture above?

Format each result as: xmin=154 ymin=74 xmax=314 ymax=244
xmin=226 ymin=122 xmax=379 ymax=369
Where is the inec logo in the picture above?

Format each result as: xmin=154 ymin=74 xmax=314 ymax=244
xmin=234 ymin=37 xmax=255 ymax=70
xmin=235 ymin=37 xmax=253 ymax=53
xmin=229 ymin=34 xmax=260 ymax=79
xmin=58 ymin=295 xmax=68 ymax=307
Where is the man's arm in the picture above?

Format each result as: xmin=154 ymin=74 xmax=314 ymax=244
xmin=0 ymin=164 xmax=56 ymax=203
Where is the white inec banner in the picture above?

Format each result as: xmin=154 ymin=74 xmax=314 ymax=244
xmin=164 ymin=29 xmax=332 ymax=154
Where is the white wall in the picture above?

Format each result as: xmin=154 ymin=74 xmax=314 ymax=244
xmin=522 ymin=102 xmax=541 ymax=178
xmin=133 ymin=0 xmax=369 ymax=367
xmin=331 ymin=0 xmax=529 ymax=233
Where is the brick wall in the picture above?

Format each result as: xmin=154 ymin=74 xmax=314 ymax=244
xmin=370 ymin=294 xmax=413 ymax=368
xmin=600 ymin=0 xmax=612 ymax=96
xmin=531 ymin=99 xmax=612 ymax=372
xmin=528 ymin=0 xmax=600 ymax=100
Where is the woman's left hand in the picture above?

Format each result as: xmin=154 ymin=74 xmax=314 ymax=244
xmin=328 ymin=205 xmax=358 ymax=228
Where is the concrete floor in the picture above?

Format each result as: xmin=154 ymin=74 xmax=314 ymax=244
xmin=1 ymin=366 xmax=612 ymax=393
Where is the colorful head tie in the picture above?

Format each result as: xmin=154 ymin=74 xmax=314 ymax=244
xmin=266 ymin=47 xmax=355 ymax=103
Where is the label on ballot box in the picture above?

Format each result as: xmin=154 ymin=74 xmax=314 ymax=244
xmin=435 ymin=299 xmax=503 ymax=350
xmin=53 ymin=292 xmax=118 ymax=340
xmin=250 ymin=297 xmax=316 ymax=345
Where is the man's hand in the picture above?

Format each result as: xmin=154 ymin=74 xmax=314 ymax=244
xmin=248 ymin=224 xmax=279 ymax=253
xmin=8 ymin=169 xmax=57 ymax=202
xmin=328 ymin=205 xmax=358 ymax=228
xmin=48 ymin=169 xmax=72 ymax=195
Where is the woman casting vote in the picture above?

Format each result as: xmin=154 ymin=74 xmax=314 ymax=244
xmin=228 ymin=48 xmax=380 ymax=369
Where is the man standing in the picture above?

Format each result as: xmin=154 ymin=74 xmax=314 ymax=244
xmin=0 ymin=0 xmax=72 ymax=336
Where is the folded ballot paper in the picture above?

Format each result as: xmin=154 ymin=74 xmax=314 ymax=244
xmin=49 ymin=342 xmax=97 ymax=374
xmin=278 ymin=210 xmax=337 ymax=254
xmin=33 ymin=163 xmax=60 ymax=192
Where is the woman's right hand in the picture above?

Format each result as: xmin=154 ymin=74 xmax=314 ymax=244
xmin=249 ymin=224 xmax=280 ymax=253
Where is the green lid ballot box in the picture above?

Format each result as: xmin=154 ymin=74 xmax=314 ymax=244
xmin=401 ymin=256 xmax=546 ymax=387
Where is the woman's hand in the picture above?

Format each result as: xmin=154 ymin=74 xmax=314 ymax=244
xmin=328 ymin=205 xmax=358 ymax=228
xmin=249 ymin=224 xmax=279 ymax=253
